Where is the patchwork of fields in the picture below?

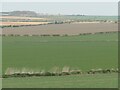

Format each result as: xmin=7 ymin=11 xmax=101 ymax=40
xmin=0 ymin=8 xmax=118 ymax=88
xmin=2 ymin=15 xmax=118 ymax=87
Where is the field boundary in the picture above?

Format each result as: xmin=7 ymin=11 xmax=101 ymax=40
xmin=3 ymin=67 xmax=119 ymax=78
xmin=1 ymin=31 xmax=118 ymax=37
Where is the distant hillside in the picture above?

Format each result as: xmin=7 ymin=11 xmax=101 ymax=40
xmin=1 ymin=11 xmax=38 ymax=17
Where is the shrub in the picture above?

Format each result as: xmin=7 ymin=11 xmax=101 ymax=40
xmin=3 ymin=67 xmax=119 ymax=78
xmin=14 ymin=34 xmax=20 ymax=36
xmin=62 ymin=66 xmax=70 ymax=75
xmin=2 ymin=34 xmax=6 ymax=36
xmin=12 ymin=25 xmax=19 ymax=27
xmin=63 ymin=34 xmax=68 ymax=37
xmin=49 ymin=67 xmax=62 ymax=76
xmin=70 ymin=70 xmax=82 ymax=74
xmin=52 ymin=34 xmax=60 ymax=36
xmin=32 ymin=35 xmax=39 ymax=36
xmin=41 ymin=34 xmax=51 ymax=36
xmin=23 ymin=34 xmax=29 ymax=36
xmin=8 ymin=34 xmax=14 ymax=36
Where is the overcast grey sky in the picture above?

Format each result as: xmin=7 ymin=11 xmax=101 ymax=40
xmin=2 ymin=2 xmax=118 ymax=16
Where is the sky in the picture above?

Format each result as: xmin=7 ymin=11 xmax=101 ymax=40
xmin=1 ymin=0 xmax=119 ymax=2
xmin=1 ymin=2 xmax=118 ymax=16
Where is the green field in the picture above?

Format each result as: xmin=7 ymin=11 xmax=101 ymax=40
xmin=3 ymin=33 xmax=118 ymax=73
xmin=3 ymin=74 xmax=118 ymax=88
xmin=2 ymin=32 xmax=118 ymax=88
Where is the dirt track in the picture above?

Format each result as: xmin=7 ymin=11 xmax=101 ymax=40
xmin=1 ymin=23 xmax=118 ymax=35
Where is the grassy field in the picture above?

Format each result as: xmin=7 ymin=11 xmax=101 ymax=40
xmin=2 ymin=32 xmax=118 ymax=88
xmin=3 ymin=74 xmax=118 ymax=88
xmin=3 ymin=33 xmax=118 ymax=73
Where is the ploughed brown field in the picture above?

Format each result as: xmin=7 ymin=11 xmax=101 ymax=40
xmin=2 ymin=23 xmax=117 ymax=35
